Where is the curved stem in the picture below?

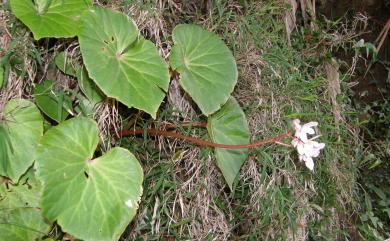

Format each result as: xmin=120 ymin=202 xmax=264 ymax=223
xmin=120 ymin=127 xmax=292 ymax=149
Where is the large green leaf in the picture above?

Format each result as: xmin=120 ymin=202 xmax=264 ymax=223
xmin=170 ymin=24 xmax=238 ymax=116
xmin=79 ymin=7 xmax=170 ymax=118
xmin=33 ymin=80 xmax=70 ymax=123
xmin=35 ymin=117 xmax=143 ymax=241
xmin=10 ymin=0 xmax=92 ymax=40
xmin=207 ymin=97 xmax=250 ymax=190
xmin=0 ymin=99 xmax=43 ymax=182
xmin=0 ymin=170 xmax=51 ymax=241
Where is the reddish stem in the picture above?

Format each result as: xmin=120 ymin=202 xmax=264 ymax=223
xmin=120 ymin=126 xmax=292 ymax=149
xmin=160 ymin=122 xmax=208 ymax=129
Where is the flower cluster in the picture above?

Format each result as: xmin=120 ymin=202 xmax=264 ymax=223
xmin=291 ymin=119 xmax=325 ymax=171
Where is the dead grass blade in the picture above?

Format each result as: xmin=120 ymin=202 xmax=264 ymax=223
xmin=325 ymin=59 xmax=342 ymax=132
xmin=284 ymin=0 xmax=297 ymax=46
xmin=375 ymin=17 xmax=390 ymax=53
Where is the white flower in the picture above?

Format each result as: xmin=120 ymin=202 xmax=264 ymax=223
xmin=292 ymin=119 xmax=318 ymax=142
xmin=291 ymin=119 xmax=325 ymax=171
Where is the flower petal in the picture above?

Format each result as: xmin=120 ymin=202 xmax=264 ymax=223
xmin=304 ymin=156 xmax=314 ymax=171
xmin=299 ymin=154 xmax=305 ymax=162
xmin=316 ymin=142 xmax=326 ymax=149
xmin=297 ymin=143 xmax=305 ymax=155
xmin=303 ymin=121 xmax=318 ymax=129
xmin=312 ymin=142 xmax=325 ymax=157
xmin=311 ymin=148 xmax=321 ymax=157
xmin=303 ymin=141 xmax=315 ymax=156
xmin=298 ymin=132 xmax=309 ymax=142
xmin=291 ymin=138 xmax=299 ymax=147
xmin=292 ymin=119 xmax=301 ymax=131
xmin=301 ymin=122 xmax=318 ymax=135
xmin=302 ymin=126 xmax=315 ymax=135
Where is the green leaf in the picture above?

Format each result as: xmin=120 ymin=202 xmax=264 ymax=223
xmin=77 ymin=69 xmax=104 ymax=106
xmin=79 ymin=7 xmax=169 ymax=118
xmin=0 ymin=170 xmax=51 ymax=241
xmin=207 ymin=97 xmax=250 ymax=190
xmin=33 ymin=80 xmax=70 ymax=123
xmin=0 ymin=99 xmax=43 ymax=182
xmin=35 ymin=117 xmax=143 ymax=241
xmin=54 ymin=52 xmax=79 ymax=77
xmin=0 ymin=65 xmax=3 ymax=89
xmin=74 ymin=94 xmax=94 ymax=117
xmin=34 ymin=0 xmax=52 ymax=13
xmin=170 ymin=24 xmax=238 ymax=116
xmin=0 ymin=126 xmax=12 ymax=174
xmin=10 ymin=0 xmax=92 ymax=40
xmin=77 ymin=67 xmax=104 ymax=106
xmin=54 ymin=52 xmax=104 ymax=106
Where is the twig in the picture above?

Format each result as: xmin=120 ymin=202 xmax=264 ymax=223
xmin=375 ymin=17 xmax=390 ymax=53
xmin=275 ymin=141 xmax=292 ymax=147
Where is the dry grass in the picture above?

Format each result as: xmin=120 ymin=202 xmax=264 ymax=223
xmin=0 ymin=0 xmax=367 ymax=240
xmin=116 ymin=1 xmax=320 ymax=240
xmin=94 ymin=99 xmax=122 ymax=150
xmin=0 ymin=9 xmax=36 ymax=108
xmin=170 ymin=152 xmax=231 ymax=239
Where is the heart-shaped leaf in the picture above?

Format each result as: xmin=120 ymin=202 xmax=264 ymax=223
xmin=0 ymin=170 xmax=52 ymax=241
xmin=35 ymin=117 xmax=143 ymax=241
xmin=170 ymin=24 xmax=238 ymax=116
xmin=0 ymin=99 xmax=43 ymax=182
xmin=79 ymin=7 xmax=169 ymax=118
xmin=207 ymin=97 xmax=250 ymax=190
xmin=33 ymin=80 xmax=71 ymax=123
xmin=10 ymin=0 xmax=92 ymax=40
